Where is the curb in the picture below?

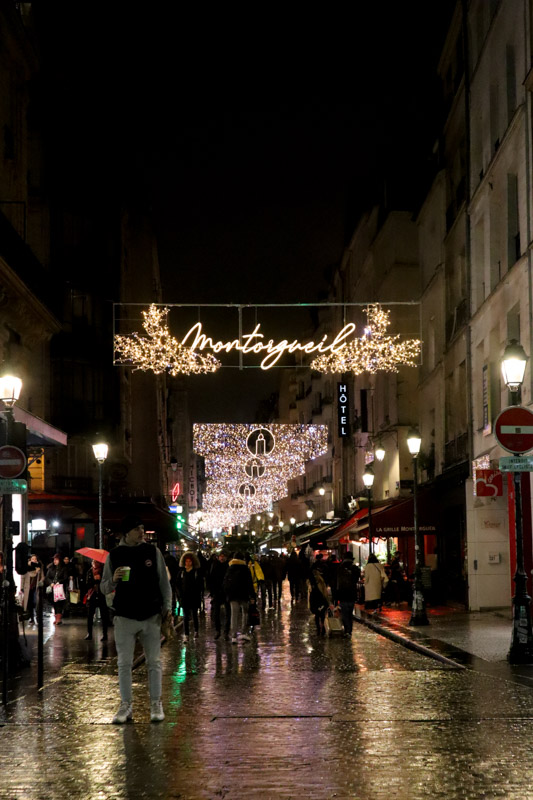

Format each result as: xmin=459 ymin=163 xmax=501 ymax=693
xmin=354 ymin=611 xmax=466 ymax=669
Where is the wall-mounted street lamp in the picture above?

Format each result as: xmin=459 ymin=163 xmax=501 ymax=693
xmin=92 ymin=441 xmax=108 ymax=549
xmin=407 ymin=427 xmax=428 ymax=626
xmin=501 ymin=341 xmax=533 ymax=663
xmin=501 ymin=339 xmax=528 ymax=402
xmin=0 ymin=374 xmax=22 ymax=409
xmin=362 ymin=465 xmax=375 ymax=553
xmin=374 ymin=442 xmax=386 ymax=462
xmin=306 ymin=509 xmax=313 ymax=521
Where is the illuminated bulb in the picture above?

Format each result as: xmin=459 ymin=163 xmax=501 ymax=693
xmin=311 ymin=304 xmax=420 ymax=376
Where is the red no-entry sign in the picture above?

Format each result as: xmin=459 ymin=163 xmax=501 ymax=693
xmin=0 ymin=445 xmax=26 ymax=478
xmin=495 ymin=406 xmax=533 ymax=454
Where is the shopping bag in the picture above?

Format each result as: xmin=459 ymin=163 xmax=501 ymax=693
xmin=53 ymin=584 xmax=66 ymax=602
xmin=70 ymin=589 xmax=80 ymax=605
xmin=324 ymin=607 xmax=344 ymax=636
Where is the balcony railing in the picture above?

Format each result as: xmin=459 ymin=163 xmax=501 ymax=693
xmin=444 ymin=432 xmax=469 ymax=468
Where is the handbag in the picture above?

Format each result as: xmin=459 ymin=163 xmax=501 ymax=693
xmin=70 ymin=589 xmax=80 ymax=604
xmin=53 ymin=584 xmax=66 ymax=602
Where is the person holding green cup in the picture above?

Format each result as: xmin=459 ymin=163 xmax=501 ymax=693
xmin=101 ymin=515 xmax=172 ymax=725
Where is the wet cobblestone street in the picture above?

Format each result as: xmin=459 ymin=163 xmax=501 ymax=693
xmin=3 ymin=590 xmax=533 ymax=799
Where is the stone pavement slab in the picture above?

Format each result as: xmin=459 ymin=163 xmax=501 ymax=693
xmin=3 ymin=592 xmax=533 ymax=798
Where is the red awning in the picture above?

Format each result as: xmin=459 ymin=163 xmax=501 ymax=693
xmin=356 ymin=491 xmax=437 ymax=537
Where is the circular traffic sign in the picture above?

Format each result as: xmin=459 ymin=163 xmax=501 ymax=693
xmin=494 ymin=406 xmax=533 ymax=454
xmin=0 ymin=445 xmax=26 ymax=478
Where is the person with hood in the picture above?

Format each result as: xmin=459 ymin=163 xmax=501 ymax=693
xmin=248 ymin=553 xmax=265 ymax=607
xmin=223 ymin=550 xmax=256 ymax=644
xmin=207 ymin=549 xmax=231 ymax=640
xmin=101 ymin=515 xmax=172 ymax=724
xmin=335 ymin=551 xmax=361 ymax=637
xmin=176 ymin=551 xmax=203 ymax=642
xmin=364 ymin=553 xmax=388 ymax=615
xmin=44 ymin=553 xmax=69 ymax=625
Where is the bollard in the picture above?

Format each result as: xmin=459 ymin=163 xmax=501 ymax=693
xmin=37 ymin=581 xmax=44 ymax=690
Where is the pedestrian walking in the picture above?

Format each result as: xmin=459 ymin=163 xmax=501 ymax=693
xmin=207 ymin=549 xmax=231 ymax=640
xmin=84 ymin=559 xmax=110 ymax=641
xmin=260 ymin=554 xmax=274 ymax=608
xmin=176 ymin=551 xmax=203 ymax=642
xmin=101 ymin=515 xmax=172 ymax=724
xmin=271 ymin=552 xmax=286 ymax=603
xmin=44 ymin=554 xmax=68 ymax=625
xmin=287 ymin=550 xmax=301 ymax=602
xmin=248 ymin=553 xmax=265 ymax=608
xmin=223 ymin=550 xmax=256 ymax=644
xmin=364 ymin=553 xmax=388 ymax=614
xmin=308 ymin=567 xmax=329 ymax=636
xmin=335 ymin=552 xmax=361 ymax=636
xmin=21 ymin=554 xmax=43 ymax=623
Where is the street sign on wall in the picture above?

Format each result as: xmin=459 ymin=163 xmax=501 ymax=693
xmin=0 ymin=445 xmax=26 ymax=478
xmin=499 ymin=456 xmax=533 ymax=472
xmin=494 ymin=406 xmax=533 ymax=454
xmin=0 ymin=478 xmax=27 ymax=493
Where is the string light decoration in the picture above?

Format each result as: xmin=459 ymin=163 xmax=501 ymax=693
xmin=311 ymin=304 xmax=421 ymax=375
xmin=114 ymin=304 xmax=220 ymax=376
xmin=194 ymin=423 xmax=328 ymax=530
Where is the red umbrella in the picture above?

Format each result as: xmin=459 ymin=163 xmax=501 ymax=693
xmin=76 ymin=547 xmax=109 ymax=563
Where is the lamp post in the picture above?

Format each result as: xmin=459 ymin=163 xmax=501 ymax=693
xmin=362 ymin=465 xmax=375 ymax=554
xmin=407 ymin=427 xmax=428 ymax=626
xmin=501 ymin=341 xmax=533 ymax=663
xmin=0 ymin=370 xmax=23 ymax=704
xmin=92 ymin=441 xmax=108 ymax=549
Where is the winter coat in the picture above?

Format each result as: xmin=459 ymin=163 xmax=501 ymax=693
xmin=308 ymin=569 xmax=329 ymax=615
xmin=208 ymin=558 xmax=229 ymax=597
xmin=223 ymin=559 xmax=255 ymax=602
xmin=21 ymin=561 xmax=43 ymax=611
xmin=249 ymin=559 xmax=265 ymax=593
xmin=177 ymin=567 xmax=203 ymax=607
xmin=45 ymin=563 xmax=68 ymax=590
xmin=364 ymin=561 xmax=387 ymax=603
xmin=335 ymin=560 xmax=361 ymax=603
xmin=271 ymin=555 xmax=286 ymax=582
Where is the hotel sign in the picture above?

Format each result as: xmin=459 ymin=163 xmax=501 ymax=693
xmin=338 ymin=383 xmax=350 ymax=438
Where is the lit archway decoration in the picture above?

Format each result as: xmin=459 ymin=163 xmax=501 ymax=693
xmin=311 ymin=304 xmax=421 ymax=375
xmin=114 ymin=305 xmax=220 ymax=376
xmin=194 ymin=423 xmax=328 ymax=530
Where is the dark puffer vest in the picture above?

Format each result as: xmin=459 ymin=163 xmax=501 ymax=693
xmin=109 ymin=543 xmax=162 ymax=620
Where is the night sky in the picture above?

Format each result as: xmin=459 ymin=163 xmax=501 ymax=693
xmin=34 ymin=2 xmax=455 ymax=420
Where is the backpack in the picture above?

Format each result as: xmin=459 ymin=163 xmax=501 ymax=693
xmin=337 ymin=565 xmax=352 ymax=594
xmin=15 ymin=542 xmax=31 ymax=575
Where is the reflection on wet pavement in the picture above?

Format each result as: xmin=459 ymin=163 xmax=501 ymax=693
xmin=2 ymin=589 xmax=533 ymax=798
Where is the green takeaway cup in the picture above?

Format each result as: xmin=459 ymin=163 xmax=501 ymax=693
xmin=122 ymin=567 xmax=131 ymax=582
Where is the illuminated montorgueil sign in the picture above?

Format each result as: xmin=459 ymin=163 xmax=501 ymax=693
xmin=113 ymin=303 xmax=421 ymax=376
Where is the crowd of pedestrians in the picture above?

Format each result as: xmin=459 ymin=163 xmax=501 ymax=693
xmin=12 ymin=517 xmax=408 ymax=726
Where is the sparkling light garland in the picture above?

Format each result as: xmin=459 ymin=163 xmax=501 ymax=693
xmin=114 ymin=305 xmax=220 ymax=376
xmin=194 ymin=423 xmax=328 ymax=530
xmin=311 ymin=304 xmax=421 ymax=375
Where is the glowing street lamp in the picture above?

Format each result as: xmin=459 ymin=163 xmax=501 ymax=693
xmin=407 ymin=427 xmax=428 ymax=626
xmin=362 ymin=465 xmax=375 ymax=553
xmin=92 ymin=441 xmax=108 ymax=549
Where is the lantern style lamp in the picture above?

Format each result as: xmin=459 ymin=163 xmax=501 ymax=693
xmin=501 ymin=339 xmax=528 ymax=402
xmin=92 ymin=441 xmax=108 ymax=549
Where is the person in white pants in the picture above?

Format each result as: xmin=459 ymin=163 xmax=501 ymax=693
xmin=101 ymin=515 xmax=172 ymax=724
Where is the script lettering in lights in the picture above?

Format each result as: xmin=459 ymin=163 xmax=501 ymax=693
xmin=113 ymin=303 xmax=420 ymax=376
xmin=179 ymin=321 xmax=356 ymax=370
xmin=171 ymin=482 xmax=181 ymax=503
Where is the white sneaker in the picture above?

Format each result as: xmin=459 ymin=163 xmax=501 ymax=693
xmin=231 ymin=636 xmax=237 ymax=644
xmin=183 ymin=635 xmax=189 ymax=643
xmin=241 ymin=633 xmax=251 ymax=642
xmin=112 ymin=701 xmax=132 ymax=724
xmin=150 ymin=700 xmax=165 ymax=722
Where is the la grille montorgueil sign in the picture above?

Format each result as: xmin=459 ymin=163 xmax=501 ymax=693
xmin=113 ymin=302 xmax=421 ymax=376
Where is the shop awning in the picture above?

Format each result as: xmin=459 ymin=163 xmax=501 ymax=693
xmin=14 ymin=406 xmax=67 ymax=447
xmin=355 ymin=491 xmax=437 ymax=537
xmin=28 ymin=494 xmax=182 ymax=538
xmin=325 ymin=508 xmax=370 ymax=546
xmin=297 ymin=520 xmax=340 ymax=549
